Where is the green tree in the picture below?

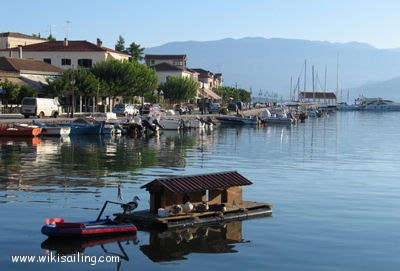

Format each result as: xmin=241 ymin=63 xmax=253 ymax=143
xmin=17 ymin=85 xmax=37 ymax=102
xmin=47 ymin=34 xmax=56 ymax=41
xmin=43 ymin=69 xmax=99 ymax=114
xmin=115 ymin=35 xmax=125 ymax=52
xmin=215 ymin=86 xmax=251 ymax=104
xmin=0 ymin=79 xmax=20 ymax=106
xmin=159 ymin=76 xmax=199 ymax=103
xmin=126 ymin=42 xmax=145 ymax=62
xmin=91 ymin=60 xmax=157 ymax=99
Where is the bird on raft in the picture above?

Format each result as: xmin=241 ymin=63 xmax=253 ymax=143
xmin=122 ymin=196 xmax=140 ymax=213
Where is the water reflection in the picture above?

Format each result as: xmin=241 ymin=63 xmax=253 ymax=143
xmin=41 ymin=234 xmax=138 ymax=270
xmin=0 ymin=131 xmax=205 ymax=193
xmin=41 ymin=234 xmax=138 ymax=255
xmin=140 ymin=221 xmax=247 ymax=262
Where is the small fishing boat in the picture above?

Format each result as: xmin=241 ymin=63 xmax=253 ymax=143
xmin=33 ymin=118 xmax=103 ymax=135
xmin=259 ymin=109 xmax=296 ymax=125
xmin=216 ymin=115 xmax=259 ymax=125
xmin=22 ymin=122 xmax=70 ymax=137
xmin=41 ymin=200 xmax=138 ymax=238
xmin=0 ymin=125 xmax=42 ymax=137
xmin=158 ymin=118 xmax=183 ymax=130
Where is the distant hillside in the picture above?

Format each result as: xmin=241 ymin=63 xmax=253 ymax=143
xmin=349 ymin=76 xmax=400 ymax=101
xmin=145 ymin=37 xmax=400 ymax=99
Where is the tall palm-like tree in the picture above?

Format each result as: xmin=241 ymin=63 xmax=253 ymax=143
xmin=126 ymin=42 xmax=145 ymax=62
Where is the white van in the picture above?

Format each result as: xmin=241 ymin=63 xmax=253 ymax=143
xmin=21 ymin=97 xmax=60 ymax=118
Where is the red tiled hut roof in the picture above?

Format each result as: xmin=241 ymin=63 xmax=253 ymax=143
xmin=141 ymin=171 xmax=253 ymax=193
xmin=299 ymin=91 xmax=337 ymax=99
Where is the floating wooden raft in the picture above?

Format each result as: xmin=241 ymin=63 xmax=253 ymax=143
xmin=115 ymin=201 xmax=272 ymax=230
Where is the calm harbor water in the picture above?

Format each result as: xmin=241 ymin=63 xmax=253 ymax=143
xmin=1 ymin=111 xmax=400 ymax=270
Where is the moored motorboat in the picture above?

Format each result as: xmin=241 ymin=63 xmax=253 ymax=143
xmin=0 ymin=125 xmax=42 ymax=137
xmin=217 ymin=115 xmax=259 ymax=125
xmin=259 ymin=109 xmax=295 ymax=125
xmin=41 ymin=218 xmax=137 ymax=238
xmin=33 ymin=118 xmax=103 ymax=135
xmin=158 ymin=118 xmax=183 ymax=130
xmin=29 ymin=121 xmax=70 ymax=136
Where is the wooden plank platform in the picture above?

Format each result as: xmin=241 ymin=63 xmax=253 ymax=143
xmin=115 ymin=201 xmax=272 ymax=230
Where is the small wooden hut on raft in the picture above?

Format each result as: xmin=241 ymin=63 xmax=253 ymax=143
xmin=140 ymin=171 xmax=253 ymax=213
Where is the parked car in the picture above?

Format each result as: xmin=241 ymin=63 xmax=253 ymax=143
xmin=112 ymin=104 xmax=139 ymax=116
xmin=140 ymin=104 xmax=161 ymax=115
xmin=208 ymin=102 xmax=221 ymax=114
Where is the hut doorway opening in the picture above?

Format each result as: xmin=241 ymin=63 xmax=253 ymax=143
xmin=222 ymin=189 xmax=228 ymax=203
xmin=154 ymin=191 xmax=161 ymax=211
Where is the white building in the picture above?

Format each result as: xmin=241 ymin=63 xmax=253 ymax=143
xmin=0 ymin=56 xmax=63 ymax=88
xmin=145 ymin=54 xmax=187 ymax=68
xmin=145 ymin=54 xmax=221 ymax=100
xmin=0 ymin=32 xmax=46 ymax=50
xmin=151 ymin=62 xmax=198 ymax=84
xmin=0 ymin=38 xmax=130 ymax=69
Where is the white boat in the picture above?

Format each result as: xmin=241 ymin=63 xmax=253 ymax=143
xmin=217 ymin=115 xmax=259 ymax=125
xmin=183 ymin=118 xmax=205 ymax=129
xmin=158 ymin=118 xmax=182 ymax=130
xmin=363 ymin=99 xmax=400 ymax=111
xmin=259 ymin=109 xmax=295 ymax=125
xmin=337 ymin=102 xmax=358 ymax=111
xmin=16 ymin=123 xmax=70 ymax=137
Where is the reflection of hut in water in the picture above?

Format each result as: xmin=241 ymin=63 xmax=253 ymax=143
xmin=142 ymin=171 xmax=252 ymax=213
xmin=140 ymin=221 xmax=244 ymax=262
xmin=116 ymin=171 xmax=272 ymax=229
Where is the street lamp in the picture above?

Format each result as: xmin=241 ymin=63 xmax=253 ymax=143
xmin=70 ymin=77 xmax=76 ymax=118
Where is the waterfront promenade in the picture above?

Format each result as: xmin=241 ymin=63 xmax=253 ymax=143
xmin=0 ymin=108 xmax=267 ymax=124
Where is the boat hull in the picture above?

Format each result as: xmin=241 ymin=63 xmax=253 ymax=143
xmin=217 ymin=115 xmax=258 ymax=125
xmin=41 ymin=127 xmax=71 ymax=136
xmin=0 ymin=126 xmax=42 ymax=137
xmin=41 ymin=219 xmax=137 ymax=238
xmin=260 ymin=117 xmax=294 ymax=125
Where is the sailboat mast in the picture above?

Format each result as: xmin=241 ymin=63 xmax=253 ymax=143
xmin=312 ymin=65 xmax=315 ymax=102
xmin=304 ymin=59 xmax=307 ymax=92
xmin=290 ymin=76 xmax=293 ymax=101
xmin=324 ymin=65 xmax=327 ymax=92
xmin=336 ymin=52 xmax=340 ymax=103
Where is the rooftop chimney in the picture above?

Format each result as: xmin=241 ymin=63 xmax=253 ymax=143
xmin=97 ymin=38 xmax=103 ymax=47
xmin=63 ymin=38 xmax=68 ymax=46
xmin=18 ymin=45 xmax=22 ymax=59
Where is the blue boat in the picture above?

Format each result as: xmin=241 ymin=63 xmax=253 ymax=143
xmin=33 ymin=118 xmax=103 ymax=135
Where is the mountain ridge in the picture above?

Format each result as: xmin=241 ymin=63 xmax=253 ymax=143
xmin=145 ymin=37 xmax=400 ymax=99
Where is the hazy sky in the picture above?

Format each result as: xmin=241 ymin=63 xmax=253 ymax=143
xmin=2 ymin=0 xmax=400 ymax=49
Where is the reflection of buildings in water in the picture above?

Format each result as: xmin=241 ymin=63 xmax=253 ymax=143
xmin=34 ymin=138 xmax=64 ymax=164
xmin=140 ymin=221 xmax=245 ymax=262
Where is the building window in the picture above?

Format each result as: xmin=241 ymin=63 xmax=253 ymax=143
xmin=173 ymin=61 xmax=183 ymax=66
xmin=150 ymin=60 xmax=155 ymax=65
xmin=43 ymin=58 xmax=51 ymax=64
xmin=61 ymin=58 xmax=71 ymax=66
xmin=77 ymin=59 xmax=92 ymax=68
